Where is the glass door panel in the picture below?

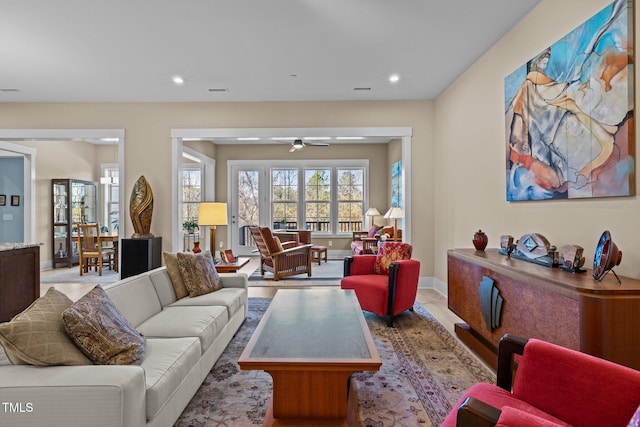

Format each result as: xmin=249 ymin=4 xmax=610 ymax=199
xmin=231 ymin=166 xmax=265 ymax=256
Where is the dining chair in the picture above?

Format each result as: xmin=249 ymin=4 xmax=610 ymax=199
xmin=77 ymin=223 xmax=115 ymax=276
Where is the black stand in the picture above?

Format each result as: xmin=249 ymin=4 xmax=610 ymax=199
xmin=121 ymin=237 xmax=162 ymax=279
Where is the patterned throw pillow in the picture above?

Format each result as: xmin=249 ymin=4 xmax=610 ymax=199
xmin=163 ymin=251 xmax=189 ymax=299
xmin=62 ymin=285 xmax=146 ymax=365
xmin=176 ymin=251 xmax=221 ymax=297
xmin=0 ymin=287 xmax=92 ymax=366
xmin=374 ymin=242 xmax=413 ymax=275
xmin=367 ymin=224 xmax=382 ymax=238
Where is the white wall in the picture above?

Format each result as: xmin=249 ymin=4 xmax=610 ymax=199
xmin=434 ymin=0 xmax=640 ymax=280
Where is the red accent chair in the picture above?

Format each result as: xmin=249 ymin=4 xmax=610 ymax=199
xmin=341 ymin=242 xmax=420 ymax=326
xmin=441 ymin=334 xmax=640 ymax=427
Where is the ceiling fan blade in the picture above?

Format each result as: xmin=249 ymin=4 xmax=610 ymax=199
xmin=306 ymin=142 xmax=330 ymax=146
xmin=289 ymin=145 xmax=297 ymax=152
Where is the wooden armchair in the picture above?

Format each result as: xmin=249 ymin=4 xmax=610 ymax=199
xmin=77 ymin=223 xmax=115 ymax=276
xmin=249 ymin=226 xmax=312 ymax=281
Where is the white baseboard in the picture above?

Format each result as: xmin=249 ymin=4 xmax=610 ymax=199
xmin=418 ymin=276 xmax=447 ymax=298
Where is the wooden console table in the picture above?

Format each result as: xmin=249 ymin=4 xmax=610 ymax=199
xmin=447 ymin=248 xmax=640 ymax=370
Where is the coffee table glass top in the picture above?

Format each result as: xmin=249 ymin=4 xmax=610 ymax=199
xmin=249 ymin=289 xmax=373 ymax=360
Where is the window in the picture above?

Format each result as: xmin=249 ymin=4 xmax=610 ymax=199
xmin=182 ymin=167 xmax=202 ymax=230
xmin=305 ymin=169 xmax=331 ymax=231
xmin=272 ymin=168 xmax=298 ymax=230
xmin=101 ymin=165 xmax=119 ymax=232
xmin=337 ymin=168 xmax=364 ymax=233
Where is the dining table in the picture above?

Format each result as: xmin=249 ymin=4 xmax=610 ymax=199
xmin=72 ymin=232 xmax=119 ymax=273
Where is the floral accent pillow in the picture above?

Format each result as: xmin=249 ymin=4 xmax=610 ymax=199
xmin=176 ymin=251 xmax=221 ymax=297
xmin=62 ymin=285 xmax=145 ymax=365
xmin=374 ymin=242 xmax=413 ymax=275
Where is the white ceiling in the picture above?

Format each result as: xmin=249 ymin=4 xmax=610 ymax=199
xmin=0 ymin=0 xmax=540 ymax=103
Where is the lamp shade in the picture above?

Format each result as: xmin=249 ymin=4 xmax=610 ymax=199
xmin=198 ymin=202 xmax=228 ymax=226
xmin=365 ymin=207 xmax=381 ymax=217
xmin=384 ymin=206 xmax=404 ymax=219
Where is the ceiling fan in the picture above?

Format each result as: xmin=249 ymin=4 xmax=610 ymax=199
xmin=283 ymin=138 xmax=330 ymax=152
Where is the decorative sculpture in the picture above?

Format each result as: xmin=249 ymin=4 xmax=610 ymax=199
xmin=500 ymin=233 xmax=559 ymax=268
xmin=499 ymin=235 xmax=515 ymax=257
xmin=560 ymin=244 xmax=586 ymax=273
xmin=129 ymin=175 xmax=154 ymax=238
xmin=593 ymin=230 xmax=622 ymax=283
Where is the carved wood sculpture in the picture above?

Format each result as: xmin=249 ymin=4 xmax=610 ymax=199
xmin=129 ymin=175 xmax=154 ymax=238
xmin=510 ymin=233 xmax=559 ymax=267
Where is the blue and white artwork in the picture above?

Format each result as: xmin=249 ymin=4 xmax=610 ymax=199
xmin=505 ymin=0 xmax=634 ymax=201
xmin=391 ymin=160 xmax=402 ymax=207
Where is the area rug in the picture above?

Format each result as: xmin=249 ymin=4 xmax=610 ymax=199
xmin=174 ymin=297 xmax=495 ymax=427
xmin=248 ymin=259 xmax=344 ymax=282
xmin=40 ymin=266 xmax=119 ymax=286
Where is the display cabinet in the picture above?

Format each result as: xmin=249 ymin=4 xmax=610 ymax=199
xmin=52 ymin=179 xmax=98 ymax=268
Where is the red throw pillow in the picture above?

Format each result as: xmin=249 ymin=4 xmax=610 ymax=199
xmin=374 ymin=242 xmax=412 ymax=275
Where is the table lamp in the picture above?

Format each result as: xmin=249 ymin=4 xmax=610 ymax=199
xmin=198 ymin=202 xmax=228 ymax=255
xmin=383 ymin=206 xmax=404 ymax=238
xmin=365 ymin=207 xmax=381 ymax=229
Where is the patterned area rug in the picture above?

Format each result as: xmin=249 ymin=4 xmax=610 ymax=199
xmin=174 ymin=297 xmax=495 ymax=426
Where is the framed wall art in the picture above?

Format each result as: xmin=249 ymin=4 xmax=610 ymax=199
xmin=11 ymin=195 xmax=20 ymax=206
xmin=505 ymin=0 xmax=634 ymax=201
xmin=0 ymin=195 xmax=5 ymax=206
xmin=391 ymin=160 xmax=403 ymax=207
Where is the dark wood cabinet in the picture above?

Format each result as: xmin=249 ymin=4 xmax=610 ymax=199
xmin=121 ymin=237 xmax=162 ymax=279
xmin=0 ymin=245 xmax=40 ymax=322
xmin=447 ymin=248 xmax=640 ymax=370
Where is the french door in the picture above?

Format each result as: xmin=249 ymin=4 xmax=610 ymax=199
xmin=230 ymin=164 xmax=267 ymax=256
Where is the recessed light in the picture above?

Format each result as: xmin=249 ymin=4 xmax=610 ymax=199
xmin=237 ymin=137 xmax=260 ymax=141
xmin=270 ymin=137 xmax=296 ymax=141
xmin=389 ymin=73 xmax=400 ymax=83
xmin=171 ymin=75 xmax=186 ymax=85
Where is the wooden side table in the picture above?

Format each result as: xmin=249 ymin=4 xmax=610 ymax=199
xmin=214 ymin=257 xmax=250 ymax=273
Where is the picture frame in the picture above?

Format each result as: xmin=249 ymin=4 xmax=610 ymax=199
xmin=10 ymin=195 xmax=19 ymax=206
xmin=224 ymin=249 xmax=236 ymax=263
xmin=0 ymin=195 xmax=5 ymax=206
xmin=219 ymin=250 xmax=228 ymax=263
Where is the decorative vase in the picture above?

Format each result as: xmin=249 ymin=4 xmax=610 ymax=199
xmin=129 ymin=175 xmax=154 ymax=239
xmin=473 ymin=230 xmax=488 ymax=251
xmin=193 ymin=241 xmax=201 ymax=253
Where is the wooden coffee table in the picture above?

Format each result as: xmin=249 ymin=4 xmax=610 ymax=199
xmin=214 ymin=256 xmax=250 ymax=273
xmin=238 ymin=288 xmax=381 ymax=426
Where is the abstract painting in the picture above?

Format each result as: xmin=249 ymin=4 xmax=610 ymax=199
xmin=391 ymin=160 xmax=403 ymax=207
xmin=505 ymin=0 xmax=634 ymax=201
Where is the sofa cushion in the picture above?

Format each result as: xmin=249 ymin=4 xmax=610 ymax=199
xmin=103 ymin=274 xmax=163 ymax=328
xmin=341 ymin=274 xmax=389 ymax=315
xmin=513 ymin=338 xmax=640 ymax=427
xmin=141 ymin=337 xmax=201 ymax=420
xmin=169 ymin=287 xmax=247 ymax=320
xmin=440 ymin=383 xmax=571 ymax=427
xmin=374 ymin=242 xmax=412 ymax=275
xmin=0 ymin=287 xmax=92 ymax=366
xmin=136 ymin=305 xmax=228 ymax=354
xmin=162 ymin=252 xmax=189 ymax=299
xmin=496 ymin=406 xmax=566 ymax=427
xmin=176 ymin=251 xmax=221 ymax=297
xmin=62 ymin=285 xmax=146 ymax=365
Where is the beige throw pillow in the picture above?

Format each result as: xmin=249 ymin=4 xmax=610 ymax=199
xmin=176 ymin=251 xmax=221 ymax=297
xmin=62 ymin=285 xmax=145 ymax=365
xmin=0 ymin=287 xmax=92 ymax=366
xmin=163 ymin=251 xmax=189 ymax=299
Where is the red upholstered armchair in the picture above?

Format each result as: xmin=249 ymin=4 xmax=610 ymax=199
xmin=441 ymin=334 xmax=640 ymax=427
xmin=341 ymin=242 xmax=420 ymax=327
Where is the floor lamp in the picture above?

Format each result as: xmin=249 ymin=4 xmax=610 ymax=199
xmin=198 ymin=202 xmax=228 ymax=255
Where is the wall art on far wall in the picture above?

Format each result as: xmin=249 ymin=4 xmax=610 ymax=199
xmin=0 ymin=195 xmax=5 ymax=206
xmin=505 ymin=0 xmax=634 ymax=201
xmin=391 ymin=160 xmax=403 ymax=207
xmin=11 ymin=195 xmax=19 ymax=206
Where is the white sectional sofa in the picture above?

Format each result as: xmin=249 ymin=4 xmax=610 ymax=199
xmin=0 ymin=266 xmax=248 ymax=427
